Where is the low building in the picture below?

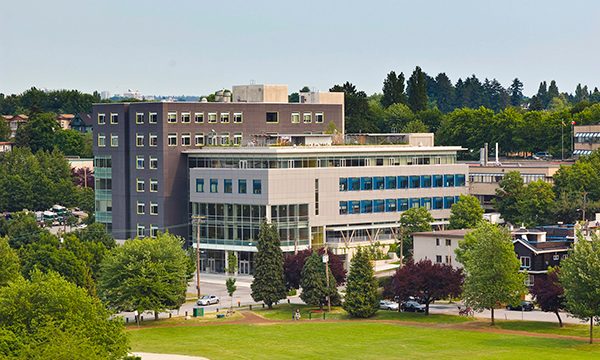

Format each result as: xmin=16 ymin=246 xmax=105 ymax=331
xmin=2 ymin=114 xmax=28 ymax=138
xmin=573 ymin=124 xmax=600 ymax=156
xmin=0 ymin=142 xmax=14 ymax=152
xmin=412 ymin=229 xmax=470 ymax=268
xmin=70 ymin=113 xmax=93 ymax=133
xmin=57 ymin=114 xmax=75 ymax=130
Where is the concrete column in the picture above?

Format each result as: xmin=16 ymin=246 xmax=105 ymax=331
xmin=224 ymin=250 xmax=229 ymax=273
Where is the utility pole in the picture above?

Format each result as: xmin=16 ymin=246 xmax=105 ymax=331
xmin=83 ymin=167 xmax=88 ymax=188
xmin=193 ymin=215 xmax=205 ymax=299
xmin=561 ymin=122 xmax=564 ymax=161
xmin=323 ymin=246 xmax=331 ymax=312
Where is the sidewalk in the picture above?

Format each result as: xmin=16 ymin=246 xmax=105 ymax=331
xmin=197 ymin=273 xmax=253 ymax=287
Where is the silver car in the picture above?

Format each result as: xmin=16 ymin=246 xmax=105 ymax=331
xmin=197 ymin=295 xmax=220 ymax=306
xmin=379 ymin=300 xmax=399 ymax=311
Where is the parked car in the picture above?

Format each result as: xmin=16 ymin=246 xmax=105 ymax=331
xmin=506 ymin=301 xmax=534 ymax=311
xmin=401 ymin=301 xmax=426 ymax=313
xmin=379 ymin=300 xmax=399 ymax=311
xmin=532 ymin=151 xmax=552 ymax=160
xmin=197 ymin=295 xmax=220 ymax=306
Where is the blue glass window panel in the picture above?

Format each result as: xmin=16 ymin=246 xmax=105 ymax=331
xmin=421 ymin=175 xmax=432 ymax=188
xmin=360 ymin=177 xmax=373 ymax=191
xmin=433 ymin=175 xmax=443 ymax=187
xmin=373 ymin=199 xmax=385 ymax=213
xmin=409 ymin=176 xmax=421 ymax=189
xmin=385 ymin=176 xmax=397 ymax=189
xmin=444 ymin=174 xmax=455 ymax=187
xmin=252 ymin=179 xmax=262 ymax=194
xmin=360 ymin=200 xmax=373 ymax=213
xmin=443 ymin=196 xmax=455 ymax=209
xmin=373 ymin=177 xmax=385 ymax=190
xmin=410 ymin=198 xmax=420 ymax=208
xmin=238 ymin=179 xmax=247 ymax=194
xmin=385 ymin=199 xmax=397 ymax=212
xmin=455 ymin=174 xmax=466 ymax=187
xmin=339 ymin=178 xmax=348 ymax=191
xmin=455 ymin=195 xmax=461 ymax=203
xmin=224 ymin=179 xmax=232 ymax=193
xmin=420 ymin=197 xmax=432 ymax=209
xmin=196 ymin=179 xmax=204 ymax=193
xmin=349 ymin=201 xmax=360 ymax=214
xmin=398 ymin=176 xmax=408 ymax=189
xmin=339 ymin=201 xmax=348 ymax=215
xmin=398 ymin=199 xmax=409 ymax=211
xmin=432 ymin=197 xmax=444 ymax=210
xmin=210 ymin=179 xmax=218 ymax=193
xmin=349 ymin=177 xmax=360 ymax=191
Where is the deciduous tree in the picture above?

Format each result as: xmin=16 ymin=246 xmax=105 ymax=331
xmin=531 ymin=268 xmax=565 ymax=327
xmin=284 ymin=248 xmax=346 ymax=290
xmin=0 ymin=236 xmax=21 ymax=287
xmin=449 ymin=194 xmax=483 ymax=229
xmin=398 ymin=207 xmax=433 ymax=261
xmin=251 ymin=222 xmax=286 ymax=309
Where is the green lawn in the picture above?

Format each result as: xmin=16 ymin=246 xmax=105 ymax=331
xmin=494 ymin=320 xmax=591 ymax=338
xmin=129 ymin=322 xmax=600 ymax=359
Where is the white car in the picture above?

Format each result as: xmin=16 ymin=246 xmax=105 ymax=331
xmin=197 ymin=295 xmax=220 ymax=306
xmin=379 ymin=300 xmax=399 ymax=311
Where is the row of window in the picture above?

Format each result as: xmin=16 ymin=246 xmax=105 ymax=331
xmin=195 ymin=178 xmax=262 ymax=194
xmin=135 ymin=156 xmax=159 ymax=170
xmin=136 ymin=178 xmax=159 ymax=192
xmin=136 ymin=201 xmax=159 ymax=215
xmin=339 ymin=174 xmax=466 ymax=191
xmin=97 ymin=132 xmax=243 ymax=148
xmin=469 ymin=173 xmax=548 ymax=185
xmin=98 ymin=111 xmax=325 ymax=125
xmin=137 ymin=224 xmax=159 ymax=238
xmin=338 ymin=196 xmax=461 ymax=215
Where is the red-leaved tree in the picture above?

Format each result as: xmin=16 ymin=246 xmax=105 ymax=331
xmin=531 ymin=268 xmax=565 ymax=327
xmin=284 ymin=248 xmax=346 ymax=290
xmin=389 ymin=259 xmax=463 ymax=315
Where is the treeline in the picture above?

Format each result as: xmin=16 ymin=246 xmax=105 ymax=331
xmin=0 ymin=87 xmax=101 ymax=115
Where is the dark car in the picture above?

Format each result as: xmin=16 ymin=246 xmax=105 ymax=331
xmin=401 ymin=301 xmax=426 ymax=313
xmin=506 ymin=301 xmax=534 ymax=311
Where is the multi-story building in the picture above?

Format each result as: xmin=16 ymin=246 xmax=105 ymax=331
xmin=1 ymin=114 xmax=28 ymax=138
xmin=92 ymin=84 xmax=344 ymax=241
xmin=187 ymin=138 xmax=468 ymax=273
xmin=573 ymin=124 xmax=600 ymax=156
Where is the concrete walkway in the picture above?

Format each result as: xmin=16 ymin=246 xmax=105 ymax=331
xmin=133 ymin=352 xmax=209 ymax=360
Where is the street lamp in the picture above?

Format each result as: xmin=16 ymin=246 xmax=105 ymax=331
xmin=193 ymin=215 xmax=206 ymax=299
xmin=322 ymin=247 xmax=331 ymax=312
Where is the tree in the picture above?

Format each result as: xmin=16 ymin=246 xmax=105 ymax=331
xmin=226 ymin=252 xmax=237 ymax=310
xmin=431 ymin=73 xmax=455 ymax=113
xmin=449 ymin=195 xmax=483 ymax=229
xmin=518 ymin=180 xmax=555 ymax=226
xmin=381 ymin=71 xmax=406 ymax=107
xmin=251 ymin=222 xmax=286 ymax=309
xmin=98 ymin=232 xmax=190 ymax=320
xmin=6 ymin=212 xmax=43 ymax=249
xmin=0 ymin=118 xmax=9 ymax=141
xmin=391 ymin=260 xmax=463 ymax=315
xmin=509 ymin=78 xmax=524 ymax=107
xmin=495 ymin=171 xmax=524 ymax=225
xmin=401 ymin=119 xmax=429 ymax=133
xmin=0 ymin=236 xmax=21 ymax=287
xmin=55 ymin=129 xmax=86 ymax=157
xmin=531 ymin=268 xmax=565 ymax=327
xmin=299 ymin=252 xmax=339 ymax=309
xmin=284 ymin=248 xmax=346 ymax=290
xmin=407 ymin=66 xmax=428 ymax=112
xmin=459 ymin=222 xmax=526 ymax=325
xmin=398 ymin=207 xmax=434 ymax=261
xmin=14 ymin=112 xmax=60 ymax=153
xmin=559 ymin=233 xmax=600 ymax=343
xmin=343 ymin=248 xmax=379 ymax=318
xmin=0 ymin=271 xmax=128 ymax=359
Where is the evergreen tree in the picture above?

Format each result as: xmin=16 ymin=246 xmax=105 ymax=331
xmin=548 ymin=80 xmax=560 ymax=101
xmin=454 ymin=78 xmax=465 ymax=108
xmin=574 ymin=84 xmax=590 ymax=103
xmin=433 ymin=73 xmax=455 ymax=112
xmin=381 ymin=71 xmax=406 ymax=107
xmin=300 ymin=252 xmax=339 ymax=309
xmin=407 ymin=66 xmax=428 ymax=112
xmin=529 ymin=95 xmax=544 ymax=110
xmin=536 ymin=81 xmax=549 ymax=108
xmin=509 ymin=78 xmax=524 ymax=107
xmin=343 ymin=248 xmax=378 ymax=318
xmin=250 ymin=222 xmax=286 ymax=309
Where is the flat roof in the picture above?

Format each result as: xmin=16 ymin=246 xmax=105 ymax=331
xmin=413 ymin=229 xmax=472 ymax=237
xmin=184 ymin=145 xmax=465 ymax=156
xmin=92 ymin=101 xmax=341 ymax=106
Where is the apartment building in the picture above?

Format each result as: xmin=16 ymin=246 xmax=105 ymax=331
xmin=573 ymin=124 xmax=600 ymax=156
xmin=92 ymin=85 xmax=344 ymax=241
xmin=187 ymin=139 xmax=468 ymax=273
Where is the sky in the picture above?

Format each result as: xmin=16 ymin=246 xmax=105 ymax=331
xmin=2 ymin=0 xmax=600 ymax=97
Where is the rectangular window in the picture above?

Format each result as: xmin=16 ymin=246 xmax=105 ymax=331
xmin=373 ymin=176 xmax=385 ymax=190
xmin=136 ymin=202 xmax=145 ymax=214
xmin=445 ymin=239 xmax=452 ymax=246
xmin=210 ymin=179 xmax=218 ymax=193
xmin=398 ymin=176 xmax=408 ymax=189
xmin=196 ymin=179 xmax=204 ymax=192
xmin=150 ymin=179 xmax=158 ymax=192
xmin=110 ymin=113 xmax=118 ymax=124
xmin=360 ymin=177 xmax=373 ymax=191
xmin=436 ymin=238 xmax=440 ymax=246
xmin=233 ymin=112 xmax=243 ymax=123
xmin=208 ymin=113 xmax=217 ymax=123
xmin=303 ymin=113 xmax=312 ymax=123
xmin=444 ymin=174 xmax=455 ymax=187
xmin=445 ymin=256 xmax=452 ymax=265
xmin=149 ymin=112 xmax=158 ymax=124
xmin=150 ymin=225 xmax=158 ymax=237
xmin=410 ymin=198 xmax=420 ymax=208
xmin=136 ymin=224 xmax=145 ymax=237
xmin=421 ymin=175 xmax=432 ymax=188
xmin=97 ymin=134 xmax=106 ymax=147
xmin=195 ymin=133 xmax=204 ymax=146
xmin=409 ymin=176 xmax=421 ymax=189
xmin=167 ymin=133 xmax=177 ymax=146
xmin=432 ymin=197 xmax=444 ymax=210
xmin=98 ymin=113 xmax=106 ymax=124
xmin=110 ymin=134 xmax=118 ymax=147
xmin=253 ymin=179 xmax=262 ymax=194
xmin=181 ymin=133 xmax=191 ymax=146
xmin=266 ymin=112 xmax=279 ymax=123
xmin=224 ymin=179 xmax=233 ymax=193
xmin=149 ymin=157 xmax=158 ymax=169
xmin=220 ymin=112 xmax=230 ymax=123
xmin=520 ymin=256 xmax=531 ymax=269
xmin=149 ymin=133 xmax=158 ymax=147
xmin=443 ymin=196 xmax=455 ymax=209
xmin=238 ymin=179 xmax=247 ymax=194
xmin=349 ymin=200 xmax=360 ymax=214
xmin=167 ymin=112 xmax=177 ymax=123
xmin=291 ymin=112 xmax=300 ymax=124
xmin=136 ymin=179 xmax=145 ymax=192
xmin=220 ymin=133 xmax=229 ymax=145
xmin=136 ymin=113 xmax=144 ymax=124
xmin=150 ymin=202 xmax=158 ymax=215
xmin=194 ymin=112 xmax=204 ymax=123
xmin=181 ymin=112 xmax=191 ymax=123
xmin=398 ymin=198 xmax=409 ymax=211
xmin=349 ymin=177 xmax=360 ymax=191
xmin=315 ymin=112 xmax=324 ymax=123
xmin=433 ymin=174 xmax=444 ymax=187
xmin=385 ymin=176 xmax=397 ymax=189
xmin=339 ymin=201 xmax=348 ymax=215
xmin=136 ymin=156 xmax=144 ymax=169
xmin=373 ymin=199 xmax=385 ymax=213
xmin=360 ymin=200 xmax=373 ymax=213
xmin=136 ymin=133 xmax=144 ymax=147
xmin=339 ymin=178 xmax=348 ymax=191
xmin=455 ymin=174 xmax=466 ymax=187
xmin=385 ymin=199 xmax=397 ymax=212
xmin=421 ymin=197 xmax=432 ymax=209
xmin=436 ymin=255 xmax=442 ymax=264
xmin=233 ymin=133 xmax=242 ymax=146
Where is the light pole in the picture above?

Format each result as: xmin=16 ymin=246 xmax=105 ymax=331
xmin=323 ymin=246 xmax=331 ymax=312
xmin=193 ymin=215 xmax=205 ymax=299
